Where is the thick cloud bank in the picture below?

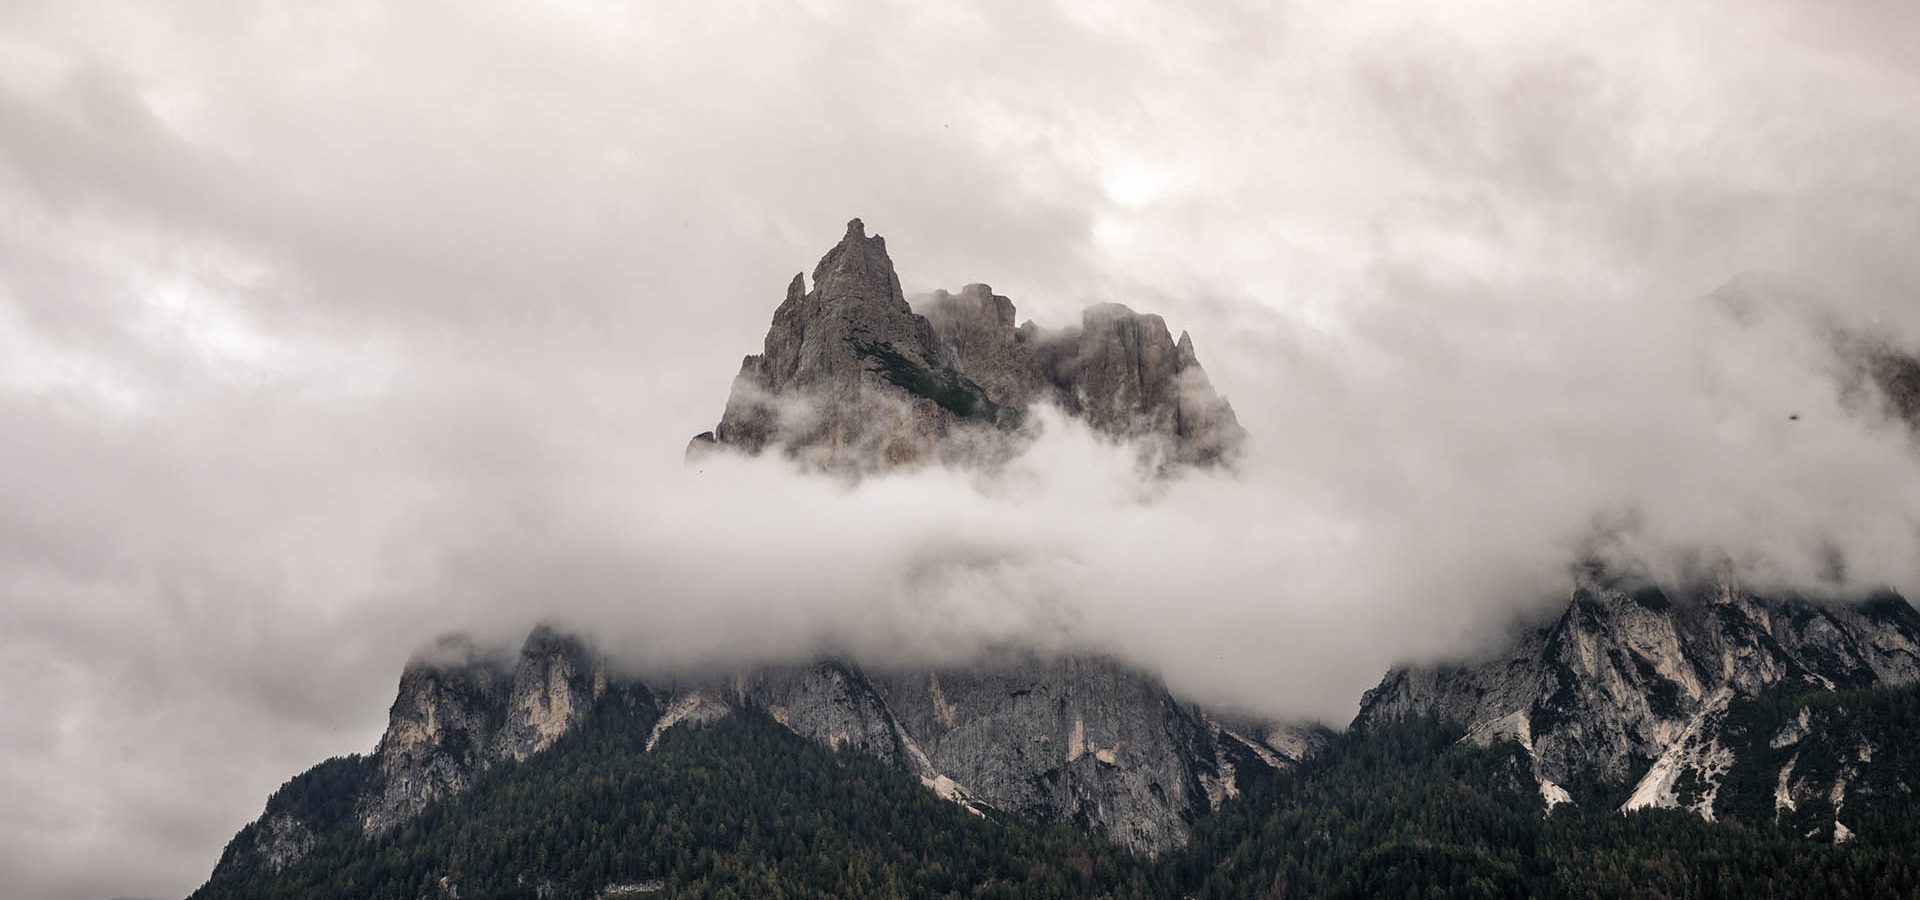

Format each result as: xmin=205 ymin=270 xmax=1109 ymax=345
xmin=4 ymin=2 xmax=1920 ymax=898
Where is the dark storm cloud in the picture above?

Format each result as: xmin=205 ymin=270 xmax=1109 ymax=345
xmin=4 ymin=2 xmax=1920 ymax=898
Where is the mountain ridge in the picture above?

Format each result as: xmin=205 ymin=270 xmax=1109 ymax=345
xmin=193 ymin=233 xmax=1920 ymax=898
xmin=1354 ymin=564 xmax=1920 ymax=834
xmin=203 ymin=630 xmax=1327 ymax=883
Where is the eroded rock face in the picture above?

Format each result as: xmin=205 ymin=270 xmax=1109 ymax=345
xmin=641 ymin=654 xmax=1306 ymax=854
xmin=868 ymin=657 xmax=1226 ymax=853
xmin=203 ymin=754 xmax=376 ymax=877
xmin=707 ymin=220 xmax=1009 ymax=472
xmin=729 ymin=662 xmax=904 ymax=764
xmin=214 ymin=812 xmax=323 ymax=877
xmin=1355 ymin=565 xmax=1920 ymax=817
xmin=920 ymin=284 xmax=1046 ymax=409
xmin=360 ymin=627 xmax=605 ymax=833
xmin=361 ymin=635 xmax=512 ymax=834
xmin=697 ymin=219 xmax=1245 ymax=472
xmin=498 ymin=628 xmax=605 ymax=761
xmin=224 ymin=637 xmax=1314 ymax=862
xmin=254 ymin=814 xmax=319 ymax=871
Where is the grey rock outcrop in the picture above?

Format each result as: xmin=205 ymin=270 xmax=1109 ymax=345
xmin=920 ymin=284 xmax=1047 ymax=408
xmin=704 ymin=220 xmax=1011 ymax=472
xmin=1034 ymin=304 xmax=1244 ymax=467
xmin=217 ymin=627 xmax=616 ymax=868
xmin=1355 ymin=564 xmax=1920 ymax=817
xmin=728 ymin=662 xmax=906 ymax=765
xmin=696 ymin=219 xmax=1245 ymax=472
xmin=869 ymin=657 xmax=1222 ymax=853
xmin=498 ymin=628 xmax=607 ymax=761
xmin=643 ymin=654 xmax=1313 ymax=854
xmin=212 ymin=812 xmax=326 ymax=878
xmin=203 ymin=754 xmax=377 ymax=877
xmin=361 ymin=627 xmax=605 ymax=833
xmin=227 ymin=640 xmax=1318 ymax=863
xmin=252 ymin=814 xmax=320 ymax=871
xmin=359 ymin=635 xmax=513 ymax=834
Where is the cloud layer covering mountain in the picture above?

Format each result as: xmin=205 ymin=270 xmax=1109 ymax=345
xmin=5 ymin=2 xmax=1920 ymax=898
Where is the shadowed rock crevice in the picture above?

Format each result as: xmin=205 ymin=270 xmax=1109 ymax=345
xmin=849 ymin=338 xmax=1015 ymax=426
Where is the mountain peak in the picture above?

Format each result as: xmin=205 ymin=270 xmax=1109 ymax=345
xmin=810 ymin=217 xmax=904 ymax=309
xmin=1356 ymin=566 xmax=1920 ymax=814
xmin=699 ymin=220 xmax=1247 ymax=472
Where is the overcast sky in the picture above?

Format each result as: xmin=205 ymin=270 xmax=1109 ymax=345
xmin=5 ymin=2 xmax=1920 ymax=898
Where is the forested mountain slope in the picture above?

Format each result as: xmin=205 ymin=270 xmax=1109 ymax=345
xmin=197 ymin=681 xmax=1920 ymax=899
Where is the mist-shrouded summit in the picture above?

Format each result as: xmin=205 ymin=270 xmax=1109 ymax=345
xmin=692 ymin=218 xmax=1245 ymax=473
xmin=1356 ymin=562 xmax=1920 ymax=822
xmin=191 ymin=222 xmax=1310 ymax=895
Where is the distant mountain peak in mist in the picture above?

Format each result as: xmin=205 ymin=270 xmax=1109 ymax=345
xmin=690 ymin=218 xmax=1245 ymax=473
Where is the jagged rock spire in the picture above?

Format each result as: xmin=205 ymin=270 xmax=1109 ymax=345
xmin=808 ymin=218 xmax=909 ymax=309
xmin=696 ymin=219 xmax=1246 ymax=472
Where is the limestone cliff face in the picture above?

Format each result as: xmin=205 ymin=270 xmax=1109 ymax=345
xmin=498 ymin=628 xmax=606 ymax=761
xmin=694 ymin=220 xmax=1246 ymax=472
xmin=726 ymin=662 xmax=906 ymax=765
xmin=203 ymin=754 xmax=375 ymax=879
xmin=214 ymin=629 xmax=612 ymax=874
xmin=1354 ymin=566 xmax=1920 ymax=820
xmin=360 ymin=627 xmax=604 ymax=834
xmin=252 ymin=814 xmax=320 ymax=871
xmin=359 ymin=635 xmax=512 ymax=835
xmin=641 ymin=655 xmax=1315 ymax=855
xmin=223 ymin=642 xmax=1318 ymax=867
xmin=867 ymin=657 xmax=1238 ymax=853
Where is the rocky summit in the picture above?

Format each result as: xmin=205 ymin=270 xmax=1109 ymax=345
xmin=209 ymin=631 xmax=1323 ymax=881
xmin=692 ymin=218 xmax=1245 ymax=472
xmin=1355 ymin=563 xmax=1920 ymax=830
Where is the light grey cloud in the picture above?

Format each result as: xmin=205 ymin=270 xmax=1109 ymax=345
xmin=4 ymin=2 xmax=1920 ymax=898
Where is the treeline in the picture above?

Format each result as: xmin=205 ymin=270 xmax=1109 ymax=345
xmin=195 ymin=684 xmax=1920 ymax=899
xmin=193 ymin=699 xmax=1153 ymax=899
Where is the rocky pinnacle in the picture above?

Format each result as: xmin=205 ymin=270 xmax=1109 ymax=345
xmin=692 ymin=219 xmax=1246 ymax=472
